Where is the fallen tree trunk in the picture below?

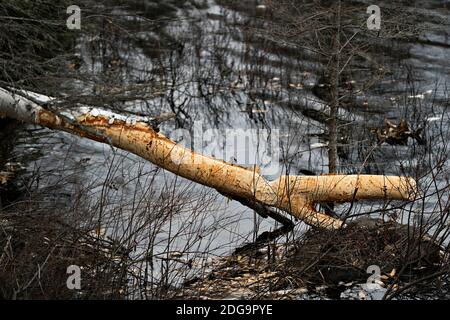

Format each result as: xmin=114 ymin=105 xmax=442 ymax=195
xmin=0 ymin=87 xmax=417 ymax=229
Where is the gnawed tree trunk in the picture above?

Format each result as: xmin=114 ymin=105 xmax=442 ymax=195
xmin=0 ymin=87 xmax=417 ymax=230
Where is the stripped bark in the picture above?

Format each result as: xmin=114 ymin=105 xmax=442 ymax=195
xmin=0 ymin=87 xmax=418 ymax=230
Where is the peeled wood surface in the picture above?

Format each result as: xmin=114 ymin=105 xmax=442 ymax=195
xmin=0 ymin=88 xmax=418 ymax=229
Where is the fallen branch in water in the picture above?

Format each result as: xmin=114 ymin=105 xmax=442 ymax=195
xmin=0 ymin=87 xmax=418 ymax=230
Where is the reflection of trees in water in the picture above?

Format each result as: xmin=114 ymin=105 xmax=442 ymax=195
xmin=1 ymin=0 xmax=450 ymax=299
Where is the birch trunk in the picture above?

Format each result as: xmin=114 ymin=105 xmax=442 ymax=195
xmin=0 ymin=87 xmax=417 ymax=230
xmin=328 ymin=0 xmax=342 ymax=174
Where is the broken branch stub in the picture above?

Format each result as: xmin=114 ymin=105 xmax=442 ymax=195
xmin=0 ymin=88 xmax=418 ymax=230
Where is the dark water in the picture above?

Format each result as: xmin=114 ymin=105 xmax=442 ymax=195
xmin=4 ymin=0 xmax=450 ymax=298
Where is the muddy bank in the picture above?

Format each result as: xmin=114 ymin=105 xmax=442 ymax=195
xmin=178 ymin=218 xmax=448 ymax=300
